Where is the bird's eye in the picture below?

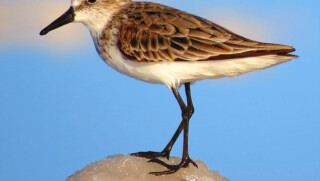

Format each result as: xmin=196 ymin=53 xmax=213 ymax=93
xmin=87 ymin=0 xmax=97 ymax=4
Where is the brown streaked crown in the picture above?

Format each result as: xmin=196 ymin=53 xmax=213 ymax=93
xmin=112 ymin=2 xmax=297 ymax=63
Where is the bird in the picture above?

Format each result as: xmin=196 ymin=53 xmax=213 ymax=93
xmin=40 ymin=0 xmax=297 ymax=176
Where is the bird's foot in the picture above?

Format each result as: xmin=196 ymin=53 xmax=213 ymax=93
xmin=148 ymin=156 xmax=198 ymax=176
xmin=131 ymin=150 xmax=171 ymax=160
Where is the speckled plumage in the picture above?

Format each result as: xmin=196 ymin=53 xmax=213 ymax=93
xmin=81 ymin=1 xmax=298 ymax=88
xmin=114 ymin=2 xmax=296 ymax=63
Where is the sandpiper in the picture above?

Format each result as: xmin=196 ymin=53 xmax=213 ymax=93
xmin=40 ymin=0 xmax=297 ymax=176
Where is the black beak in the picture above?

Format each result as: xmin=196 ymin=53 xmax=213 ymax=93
xmin=40 ymin=7 xmax=75 ymax=36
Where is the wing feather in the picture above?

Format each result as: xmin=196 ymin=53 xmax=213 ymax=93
xmin=117 ymin=2 xmax=296 ymax=63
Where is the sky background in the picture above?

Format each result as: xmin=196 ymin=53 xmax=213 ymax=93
xmin=0 ymin=0 xmax=319 ymax=180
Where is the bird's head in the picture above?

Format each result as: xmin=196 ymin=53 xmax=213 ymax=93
xmin=40 ymin=0 xmax=131 ymax=36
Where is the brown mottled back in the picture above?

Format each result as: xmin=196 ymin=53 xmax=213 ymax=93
xmin=116 ymin=2 xmax=296 ymax=63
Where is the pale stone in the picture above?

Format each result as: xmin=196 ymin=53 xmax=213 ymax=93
xmin=67 ymin=155 xmax=229 ymax=181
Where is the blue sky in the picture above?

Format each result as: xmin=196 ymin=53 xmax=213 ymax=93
xmin=0 ymin=0 xmax=319 ymax=180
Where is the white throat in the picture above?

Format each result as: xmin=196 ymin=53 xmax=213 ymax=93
xmin=73 ymin=1 xmax=130 ymax=38
xmin=75 ymin=10 xmax=117 ymax=38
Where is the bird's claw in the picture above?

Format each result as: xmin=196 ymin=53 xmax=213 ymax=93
xmin=148 ymin=157 xmax=198 ymax=176
xmin=131 ymin=150 xmax=170 ymax=160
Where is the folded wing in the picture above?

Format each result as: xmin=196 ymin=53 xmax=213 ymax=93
xmin=117 ymin=2 xmax=297 ymax=63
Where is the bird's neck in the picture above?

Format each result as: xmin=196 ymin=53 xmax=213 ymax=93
xmin=83 ymin=2 xmax=130 ymax=38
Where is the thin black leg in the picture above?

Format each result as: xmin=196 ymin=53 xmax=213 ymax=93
xmin=131 ymin=120 xmax=184 ymax=159
xmin=158 ymin=83 xmax=194 ymax=159
xmin=148 ymin=83 xmax=198 ymax=175
xmin=185 ymin=83 xmax=194 ymax=117
xmin=131 ymin=84 xmax=189 ymax=159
